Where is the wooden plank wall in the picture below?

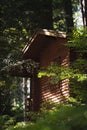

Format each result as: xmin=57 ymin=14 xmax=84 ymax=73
xmin=39 ymin=38 xmax=70 ymax=105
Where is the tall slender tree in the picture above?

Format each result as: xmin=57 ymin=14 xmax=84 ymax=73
xmin=80 ymin=0 xmax=87 ymax=26
xmin=64 ymin=0 xmax=74 ymax=33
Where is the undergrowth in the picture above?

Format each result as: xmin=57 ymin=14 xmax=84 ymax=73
xmin=7 ymin=101 xmax=87 ymax=130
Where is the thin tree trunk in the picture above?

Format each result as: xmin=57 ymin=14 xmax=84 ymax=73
xmin=80 ymin=0 xmax=86 ymax=26
xmin=85 ymin=0 xmax=87 ymax=26
xmin=80 ymin=0 xmax=87 ymax=27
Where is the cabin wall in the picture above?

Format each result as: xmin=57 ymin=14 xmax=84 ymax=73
xmin=38 ymin=38 xmax=70 ymax=105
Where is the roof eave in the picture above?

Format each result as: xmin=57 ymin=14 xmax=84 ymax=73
xmin=22 ymin=29 xmax=67 ymax=56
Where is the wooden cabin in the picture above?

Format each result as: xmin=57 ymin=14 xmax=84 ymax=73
xmin=23 ymin=29 xmax=70 ymax=111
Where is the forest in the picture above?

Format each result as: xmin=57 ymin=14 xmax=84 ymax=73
xmin=0 ymin=0 xmax=87 ymax=130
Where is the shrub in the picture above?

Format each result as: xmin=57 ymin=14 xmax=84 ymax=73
xmin=26 ymin=111 xmax=40 ymax=122
xmin=0 ymin=115 xmax=16 ymax=130
xmin=7 ymin=104 xmax=87 ymax=130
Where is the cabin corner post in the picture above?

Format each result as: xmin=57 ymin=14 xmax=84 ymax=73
xmin=31 ymin=69 xmax=40 ymax=111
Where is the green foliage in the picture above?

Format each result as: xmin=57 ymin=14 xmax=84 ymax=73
xmin=0 ymin=80 xmax=5 ymax=86
xmin=0 ymin=104 xmax=24 ymax=130
xmin=0 ymin=115 xmax=16 ymax=130
xmin=67 ymin=28 xmax=87 ymax=103
xmin=71 ymin=58 xmax=87 ymax=71
xmin=0 ymin=0 xmax=53 ymax=116
xmin=7 ymin=104 xmax=87 ymax=130
xmin=68 ymin=28 xmax=87 ymax=52
xmin=40 ymin=100 xmax=57 ymax=111
xmin=70 ymin=79 xmax=87 ymax=103
xmin=0 ymin=77 xmax=12 ymax=115
xmin=38 ymin=63 xmax=87 ymax=84
xmin=53 ymin=0 xmax=66 ymax=31
xmin=11 ymin=104 xmax=24 ymax=122
xmin=26 ymin=112 xmax=40 ymax=122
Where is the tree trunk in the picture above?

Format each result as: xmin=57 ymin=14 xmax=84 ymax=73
xmin=64 ymin=0 xmax=74 ymax=64
xmin=80 ymin=0 xmax=87 ymax=27
xmin=40 ymin=0 xmax=53 ymax=29
xmin=64 ymin=0 xmax=74 ymax=33
xmin=85 ymin=0 xmax=87 ymax=26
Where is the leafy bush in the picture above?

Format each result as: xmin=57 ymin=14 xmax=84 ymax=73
xmin=0 ymin=115 xmax=16 ymax=130
xmin=11 ymin=104 xmax=24 ymax=122
xmin=70 ymin=79 xmax=87 ymax=103
xmin=40 ymin=100 xmax=57 ymax=111
xmin=26 ymin=111 xmax=40 ymax=122
xmin=7 ymin=104 xmax=87 ymax=130
xmin=0 ymin=104 xmax=24 ymax=130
